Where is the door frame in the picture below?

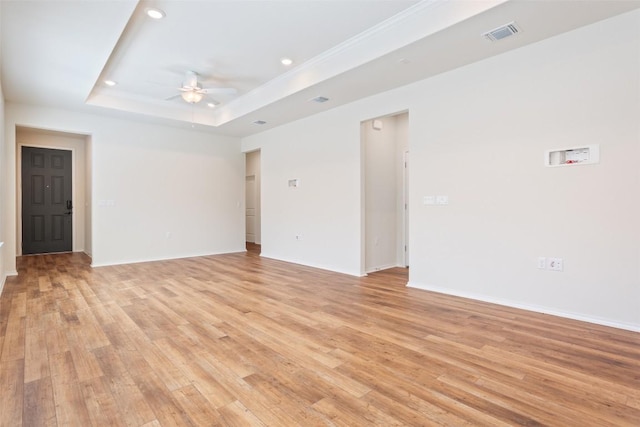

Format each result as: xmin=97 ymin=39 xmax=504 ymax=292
xmin=244 ymin=150 xmax=261 ymax=246
xmin=245 ymin=174 xmax=257 ymax=243
xmin=402 ymin=150 xmax=410 ymax=267
xmin=360 ymin=111 xmax=410 ymax=275
xmin=17 ymin=143 xmax=77 ymax=255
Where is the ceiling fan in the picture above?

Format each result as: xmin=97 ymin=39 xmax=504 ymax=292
xmin=168 ymin=70 xmax=237 ymax=105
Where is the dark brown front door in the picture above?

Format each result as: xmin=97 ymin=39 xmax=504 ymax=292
xmin=21 ymin=146 xmax=73 ymax=255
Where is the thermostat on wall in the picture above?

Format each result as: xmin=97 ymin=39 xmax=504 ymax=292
xmin=288 ymin=179 xmax=299 ymax=188
xmin=545 ymin=144 xmax=599 ymax=167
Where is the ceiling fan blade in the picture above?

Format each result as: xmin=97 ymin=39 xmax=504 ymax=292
xmin=203 ymin=95 xmax=221 ymax=105
xmin=200 ymin=87 xmax=237 ymax=95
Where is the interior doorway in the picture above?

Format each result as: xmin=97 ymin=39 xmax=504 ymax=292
xmin=361 ymin=111 xmax=409 ymax=274
xmin=245 ymin=150 xmax=261 ymax=248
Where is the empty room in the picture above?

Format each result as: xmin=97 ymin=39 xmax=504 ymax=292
xmin=1 ymin=1 xmax=639 ymax=426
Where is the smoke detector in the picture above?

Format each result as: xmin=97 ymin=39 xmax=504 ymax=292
xmin=483 ymin=21 xmax=521 ymax=42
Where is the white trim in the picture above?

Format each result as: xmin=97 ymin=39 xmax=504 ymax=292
xmin=0 ymin=242 xmax=4 ymax=295
xmin=365 ymin=263 xmax=404 ymax=274
xmin=402 ymin=150 xmax=409 ymax=268
xmin=0 ymin=269 xmax=19 ymax=297
xmin=1 ymin=240 xmax=18 ymax=278
xmin=260 ymin=252 xmax=364 ymax=277
xmin=90 ymin=248 xmax=246 ymax=268
xmin=407 ymin=281 xmax=640 ymax=333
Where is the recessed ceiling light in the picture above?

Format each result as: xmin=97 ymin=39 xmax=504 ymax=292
xmin=253 ymin=120 xmax=267 ymax=125
xmin=104 ymin=80 xmax=117 ymax=86
xmin=281 ymin=57 xmax=293 ymax=66
xmin=207 ymin=103 xmax=216 ymax=108
xmin=145 ymin=7 xmax=165 ymax=19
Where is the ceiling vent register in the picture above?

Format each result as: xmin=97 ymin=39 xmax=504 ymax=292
xmin=483 ymin=21 xmax=521 ymax=41
xmin=310 ymin=96 xmax=330 ymax=103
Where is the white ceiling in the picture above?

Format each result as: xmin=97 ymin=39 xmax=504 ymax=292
xmin=2 ymin=0 xmax=639 ymax=137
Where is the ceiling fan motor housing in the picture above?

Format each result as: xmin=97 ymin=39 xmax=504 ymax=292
xmin=184 ymin=70 xmax=200 ymax=90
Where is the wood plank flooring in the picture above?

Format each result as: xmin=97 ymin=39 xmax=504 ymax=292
xmin=1 ymin=250 xmax=639 ymax=426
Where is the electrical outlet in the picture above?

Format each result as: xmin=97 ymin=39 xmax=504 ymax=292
xmin=436 ymin=195 xmax=449 ymax=205
xmin=548 ymin=257 xmax=563 ymax=271
xmin=537 ymin=257 xmax=546 ymax=269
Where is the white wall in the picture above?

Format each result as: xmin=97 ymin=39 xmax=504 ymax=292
xmin=3 ymin=104 xmax=245 ymax=270
xmin=243 ymin=113 xmax=364 ymax=275
xmin=16 ymin=128 xmax=88 ymax=254
xmin=408 ymin=9 xmax=640 ymax=330
xmin=242 ymin=10 xmax=640 ymax=330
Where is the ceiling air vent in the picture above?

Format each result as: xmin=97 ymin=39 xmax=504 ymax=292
xmin=483 ymin=21 xmax=521 ymax=42
xmin=310 ymin=96 xmax=329 ymax=103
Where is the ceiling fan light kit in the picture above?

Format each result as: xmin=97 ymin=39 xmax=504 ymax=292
xmin=174 ymin=70 xmax=236 ymax=105
xmin=180 ymin=71 xmax=204 ymax=104
xmin=181 ymin=91 xmax=204 ymax=104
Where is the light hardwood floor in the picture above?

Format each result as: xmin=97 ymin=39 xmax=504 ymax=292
xmin=1 ymin=250 xmax=639 ymax=426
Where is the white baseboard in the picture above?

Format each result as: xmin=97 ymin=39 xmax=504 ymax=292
xmin=259 ymin=252 xmax=362 ymax=277
xmin=407 ymin=281 xmax=640 ymax=333
xmin=90 ymin=248 xmax=246 ymax=268
xmin=365 ymin=263 xmax=400 ymax=274
xmin=0 ymin=270 xmax=18 ymax=296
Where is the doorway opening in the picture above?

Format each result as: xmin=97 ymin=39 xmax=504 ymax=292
xmin=16 ymin=127 xmax=92 ymax=257
xmin=245 ymin=150 xmax=261 ymax=254
xmin=361 ymin=111 xmax=409 ymax=275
